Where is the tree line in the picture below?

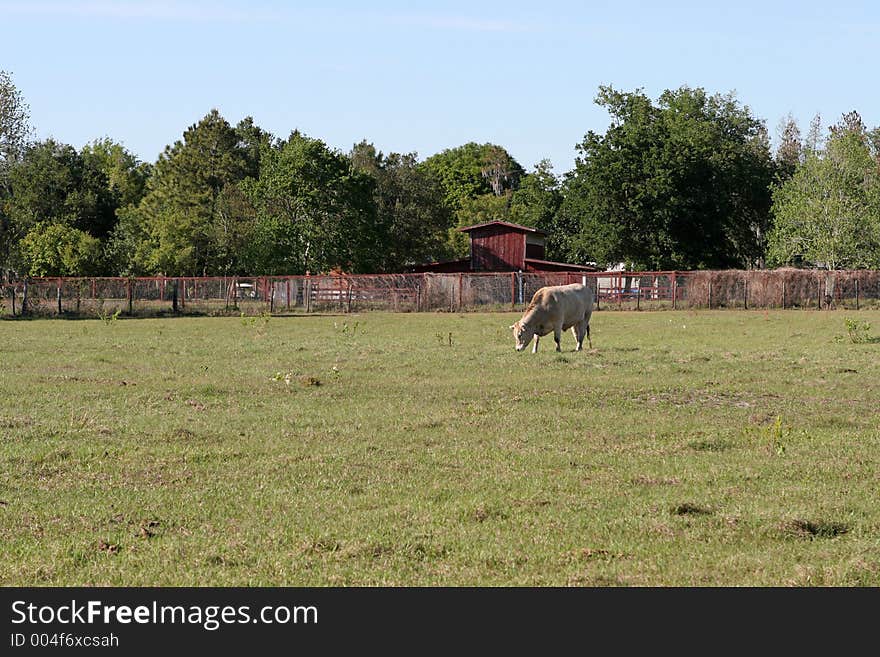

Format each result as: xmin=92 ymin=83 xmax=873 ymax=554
xmin=2 ymin=70 xmax=879 ymax=279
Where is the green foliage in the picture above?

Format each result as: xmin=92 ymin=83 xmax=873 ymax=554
xmin=843 ymin=317 xmax=872 ymax=343
xmin=19 ymin=222 xmax=102 ymax=276
xmin=243 ymin=131 xmax=377 ymax=274
xmin=240 ymin=309 xmax=272 ymax=338
xmin=421 ymin=142 xmax=524 ymax=217
xmin=448 ymin=193 xmax=514 ymax=257
xmin=0 ymin=70 xmax=32 ymax=271
xmin=97 ymin=307 xmax=121 ymax=325
xmin=509 ymin=160 xmax=565 ymax=259
xmin=774 ymin=113 xmax=803 ymax=181
xmin=4 ymin=80 xmax=880 ymax=279
xmin=767 ymin=112 xmax=880 ymax=270
xmin=2 ymin=135 xmax=146 ymax=276
xmin=508 ymin=160 xmax=561 ymax=229
xmin=351 ymin=142 xmax=453 ymax=271
xmin=764 ymin=416 xmax=788 ymax=456
xmin=560 ymin=85 xmax=776 ymax=269
xmin=125 ymin=110 xmax=253 ymax=276
xmin=7 ymin=139 xmax=117 ymax=238
xmin=333 ymin=320 xmax=360 ymax=337
xmin=81 ymin=138 xmax=151 ymax=210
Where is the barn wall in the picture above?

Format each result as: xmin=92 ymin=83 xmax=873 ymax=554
xmin=470 ymin=226 xmax=525 ymax=271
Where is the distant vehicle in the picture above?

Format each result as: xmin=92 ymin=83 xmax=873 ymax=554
xmin=235 ymin=282 xmax=257 ymax=299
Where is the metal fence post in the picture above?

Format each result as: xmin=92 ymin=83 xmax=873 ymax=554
xmin=671 ymin=273 xmax=677 ymax=310
xmin=511 ymin=272 xmax=515 ymax=309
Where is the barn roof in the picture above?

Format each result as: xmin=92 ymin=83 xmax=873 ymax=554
xmin=458 ymin=220 xmax=547 ymax=235
xmin=524 ymin=258 xmax=598 ymax=272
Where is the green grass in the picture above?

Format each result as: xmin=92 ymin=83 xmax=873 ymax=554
xmin=2 ymin=309 xmax=880 ymax=586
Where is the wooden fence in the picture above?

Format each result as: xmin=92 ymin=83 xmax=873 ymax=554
xmin=3 ymin=269 xmax=880 ymax=318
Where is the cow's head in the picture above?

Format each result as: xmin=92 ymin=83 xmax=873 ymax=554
xmin=510 ymin=320 xmax=535 ymax=352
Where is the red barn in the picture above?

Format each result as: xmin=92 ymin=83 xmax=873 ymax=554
xmin=411 ymin=221 xmax=596 ymax=273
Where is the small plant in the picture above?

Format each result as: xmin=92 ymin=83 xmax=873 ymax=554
xmin=98 ymin=308 xmax=121 ymax=325
xmin=764 ymin=416 xmax=788 ymax=456
xmin=271 ymin=371 xmax=293 ymax=386
xmin=334 ymin=321 xmax=360 ymax=337
xmin=242 ymin=310 xmax=272 ymax=335
xmin=844 ymin=317 xmax=871 ymax=344
xmin=743 ymin=415 xmax=806 ymax=456
xmin=436 ymin=332 xmax=454 ymax=347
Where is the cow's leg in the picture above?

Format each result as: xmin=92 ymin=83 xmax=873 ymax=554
xmin=586 ymin=322 xmax=592 ymax=349
xmin=532 ymin=335 xmax=539 ymax=353
xmin=554 ymin=325 xmax=562 ymax=352
xmin=571 ymin=325 xmax=582 ymax=351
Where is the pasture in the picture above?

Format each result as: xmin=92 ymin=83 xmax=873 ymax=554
xmin=1 ymin=309 xmax=879 ymax=586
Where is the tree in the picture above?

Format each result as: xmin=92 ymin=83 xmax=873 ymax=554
xmin=421 ymin=142 xmax=524 ymax=211
xmin=235 ymin=116 xmax=274 ymax=179
xmin=82 ymin=139 xmax=152 ymax=275
xmin=767 ymin=112 xmax=880 ymax=269
xmin=6 ymin=139 xmax=119 ymax=237
xmin=509 ymin=160 xmax=560 ymax=227
xmin=559 ymin=85 xmax=776 ymax=270
xmin=350 ymin=141 xmax=453 ymax=271
xmin=1 ymin=71 xmax=33 ymax=275
xmin=0 ymin=70 xmax=31 ymax=186
xmin=243 ymin=131 xmax=377 ymax=274
xmin=775 ymin=113 xmax=803 ymax=180
xmin=125 ymin=109 xmax=251 ymax=275
xmin=81 ymin=138 xmax=151 ymax=209
xmin=2 ymin=139 xmax=121 ymax=277
xmin=19 ymin=222 xmax=102 ymax=276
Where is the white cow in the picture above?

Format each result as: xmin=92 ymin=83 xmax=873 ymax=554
xmin=510 ymin=282 xmax=594 ymax=353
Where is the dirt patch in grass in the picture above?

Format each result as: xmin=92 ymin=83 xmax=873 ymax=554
xmin=0 ymin=415 xmax=34 ymax=429
xmin=688 ymin=438 xmax=732 ymax=452
xmin=567 ymin=547 xmax=627 ymax=562
xmin=632 ymin=475 xmax=681 ymax=486
xmin=671 ymin=503 xmax=713 ymax=516
xmin=469 ymin=505 xmax=508 ymax=523
xmin=779 ymin=519 xmax=849 ymax=540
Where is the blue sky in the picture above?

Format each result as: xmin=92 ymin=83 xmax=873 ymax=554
xmin=2 ymin=1 xmax=879 ymax=174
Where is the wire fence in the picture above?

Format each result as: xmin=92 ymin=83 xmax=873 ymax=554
xmin=3 ymin=269 xmax=880 ymax=318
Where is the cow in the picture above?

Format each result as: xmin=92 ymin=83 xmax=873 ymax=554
xmin=510 ymin=282 xmax=594 ymax=353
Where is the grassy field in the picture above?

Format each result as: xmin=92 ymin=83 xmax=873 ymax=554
xmin=1 ymin=309 xmax=879 ymax=586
